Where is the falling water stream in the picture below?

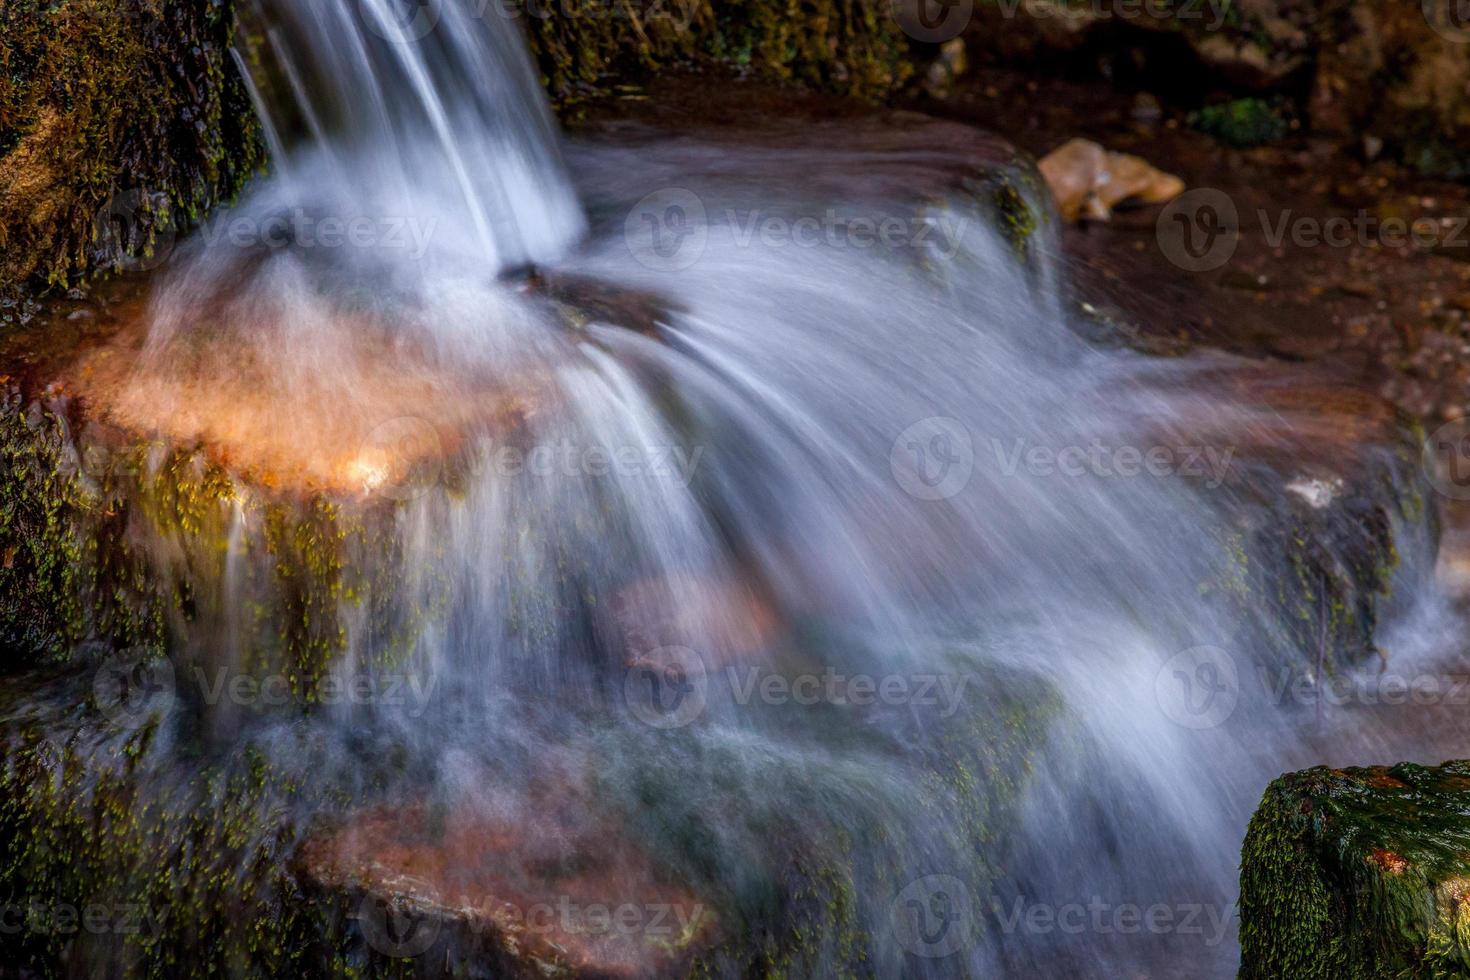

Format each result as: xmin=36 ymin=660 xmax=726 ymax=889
xmin=9 ymin=2 xmax=1467 ymax=977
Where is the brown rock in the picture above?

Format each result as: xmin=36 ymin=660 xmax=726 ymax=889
xmin=298 ymin=794 xmax=718 ymax=977
xmin=1038 ymin=138 xmax=1185 ymax=222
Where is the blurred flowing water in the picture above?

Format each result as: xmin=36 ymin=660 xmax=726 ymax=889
xmin=17 ymin=2 xmax=1460 ymax=977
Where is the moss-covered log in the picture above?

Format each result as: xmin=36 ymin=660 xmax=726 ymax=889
xmin=1241 ymin=762 xmax=1470 ymax=979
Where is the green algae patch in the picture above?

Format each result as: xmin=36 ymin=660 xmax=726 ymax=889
xmin=1241 ymin=762 xmax=1470 ymax=979
xmin=1189 ymin=98 xmax=1294 ymax=147
xmin=0 ymin=716 xmax=399 ymax=979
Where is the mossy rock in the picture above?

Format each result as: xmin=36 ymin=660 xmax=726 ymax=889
xmin=0 ymin=0 xmax=264 ymax=293
xmin=1241 ymin=761 xmax=1470 ymax=979
xmin=1188 ymin=376 xmax=1434 ymax=685
xmin=519 ymin=0 xmax=915 ymax=112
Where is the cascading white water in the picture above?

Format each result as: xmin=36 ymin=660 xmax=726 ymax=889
xmin=235 ymin=0 xmax=583 ymax=273
xmin=88 ymin=2 xmax=1458 ymax=977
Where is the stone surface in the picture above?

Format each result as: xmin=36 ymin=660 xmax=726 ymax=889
xmin=1241 ymin=761 xmax=1470 ymax=978
xmin=1038 ymin=137 xmax=1185 ymax=222
xmin=297 ymin=796 xmax=718 ymax=977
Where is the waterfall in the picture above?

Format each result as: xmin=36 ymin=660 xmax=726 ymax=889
xmin=22 ymin=3 xmax=1448 ymax=978
xmin=234 ymin=0 xmax=584 ymax=274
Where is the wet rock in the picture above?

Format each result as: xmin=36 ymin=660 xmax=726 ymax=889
xmin=1241 ymin=761 xmax=1470 ymax=978
xmin=0 ymin=2 xmax=263 ymax=291
xmin=297 ymin=800 xmax=718 ymax=977
xmin=1148 ymin=372 xmax=1434 ymax=680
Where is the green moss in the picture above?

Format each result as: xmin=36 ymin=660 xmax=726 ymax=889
xmin=518 ymin=0 xmax=914 ymax=112
xmin=0 ymin=722 xmax=387 ymax=979
xmin=987 ymin=177 xmax=1039 ymax=261
xmin=1241 ymin=762 xmax=1470 ymax=979
xmin=0 ymin=394 xmax=87 ymax=656
xmin=0 ymin=0 xmax=264 ymax=291
xmin=0 ymin=390 xmax=169 ymax=660
xmin=1189 ymin=98 xmax=1293 ymax=147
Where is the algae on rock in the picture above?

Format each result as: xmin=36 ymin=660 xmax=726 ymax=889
xmin=1241 ymin=761 xmax=1470 ymax=979
xmin=0 ymin=0 xmax=264 ymax=292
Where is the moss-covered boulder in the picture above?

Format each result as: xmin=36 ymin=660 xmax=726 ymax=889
xmin=1241 ymin=761 xmax=1470 ymax=978
xmin=0 ymin=0 xmax=263 ymax=293
xmin=1181 ymin=374 xmax=1434 ymax=683
xmin=520 ymin=0 xmax=914 ymax=110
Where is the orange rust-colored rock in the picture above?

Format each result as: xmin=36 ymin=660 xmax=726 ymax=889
xmin=297 ymin=796 xmax=717 ymax=977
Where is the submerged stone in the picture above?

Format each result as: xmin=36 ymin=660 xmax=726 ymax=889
xmin=297 ymin=799 xmax=718 ymax=977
